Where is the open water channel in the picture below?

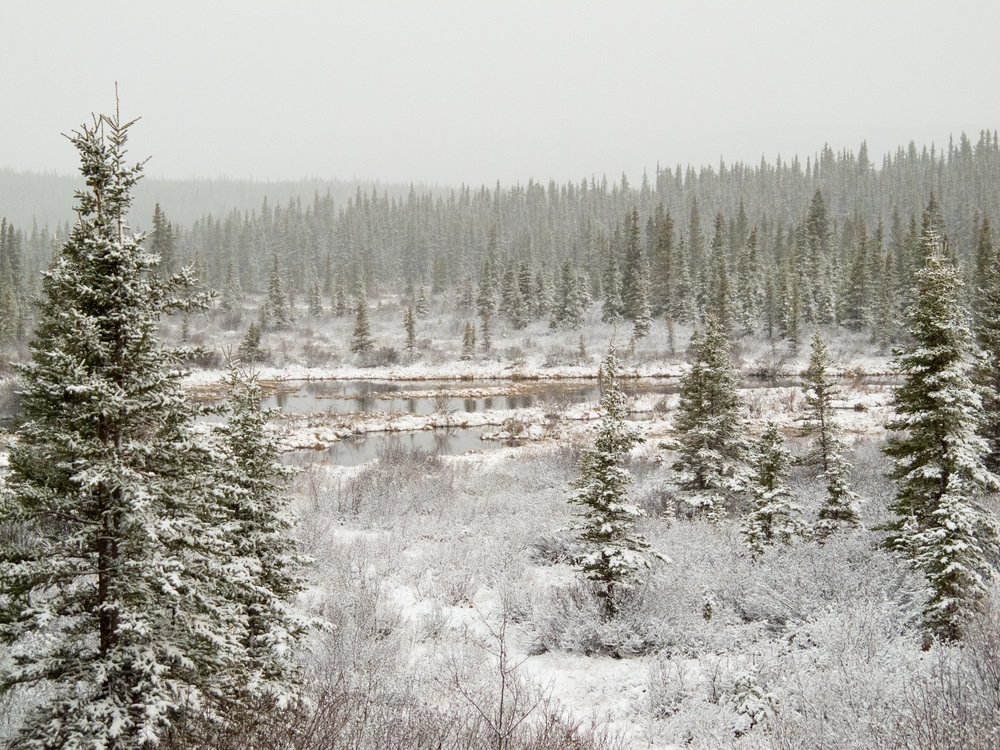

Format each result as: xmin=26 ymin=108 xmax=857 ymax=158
xmin=270 ymin=378 xmax=681 ymax=466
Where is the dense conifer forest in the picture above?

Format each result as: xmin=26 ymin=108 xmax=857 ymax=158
xmin=2 ymin=131 xmax=999 ymax=352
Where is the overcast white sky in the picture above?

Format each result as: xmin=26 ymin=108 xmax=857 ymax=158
xmin=4 ymin=0 xmax=999 ymax=187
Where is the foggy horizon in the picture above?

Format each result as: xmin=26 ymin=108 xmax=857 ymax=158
xmin=5 ymin=1 xmax=1000 ymax=189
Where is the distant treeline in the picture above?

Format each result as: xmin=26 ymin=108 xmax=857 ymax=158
xmin=2 ymin=130 xmax=999 ymax=346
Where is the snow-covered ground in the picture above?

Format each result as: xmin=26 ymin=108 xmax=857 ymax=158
xmin=270 ymin=361 xmax=934 ymax=749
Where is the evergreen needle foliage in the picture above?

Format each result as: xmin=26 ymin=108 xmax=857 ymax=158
xmin=801 ymin=330 xmax=861 ymax=536
xmin=350 ymin=295 xmax=374 ymax=354
xmin=884 ymin=239 xmax=999 ymax=642
xmin=209 ymin=365 xmax=314 ymax=708
xmin=0 ymin=108 xmax=311 ymax=749
xmin=571 ymin=348 xmax=660 ymax=617
xmin=672 ymin=316 xmax=750 ymax=519
xmin=741 ymin=423 xmax=803 ymax=556
xmin=974 ymin=223 xmax=1000 ymax=472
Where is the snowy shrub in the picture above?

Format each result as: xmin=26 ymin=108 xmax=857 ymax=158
xmin=360 ymin=345 xmax=400 ymax=367
xmin=301 ymin=340 xmax=335 ymax=366
xmin=645 ymin=654 xmax=772 ymax=749
xmin=529 ymin=530 xmax=584 ymax=565
xmin=731 ymin=669 xmax=778 ymax=736
xmin=765 ymin=600 xmax=922 ymax=750
xmin=712 ymin=530 xmax=918 ymax=629
xmin=532 ymin=574 xmax=702 ymax=657
xmin=647 ymin=657 xmax=701 ymax=719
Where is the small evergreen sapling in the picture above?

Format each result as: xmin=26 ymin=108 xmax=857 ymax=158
xmin=404 ymin=305 xmax=417 ymax=359
xmin=571 ymin=348 xmax=662 ymax=617
xmin=350 ymin=295 xmax=375 ymax=354
xmin=800 ymin=330 xmax=861 ymax=536
xmin=461 ymin=320 xmax=476 ymax=360
xmin=741 ymin=423 xmax=803 ymax=556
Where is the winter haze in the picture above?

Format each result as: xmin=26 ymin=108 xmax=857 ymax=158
xmin=5 ymin=0 xmax=1000 ymax=186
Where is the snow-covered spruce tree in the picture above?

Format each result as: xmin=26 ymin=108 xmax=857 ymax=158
xmin=208 ymin=366 xmax=312 ymax=712
xmin=602 ymin=242 xmax=624 ymax=324
xmin=461 ymin=320 xmax=476 ymax=360
xmin=801 ymin=330 xmax=860 ymax=536
xmin=263 ymin=251 xmax=290 ymax=328
xmin=0 ymin=111 xmax=250 ymax=748
xmin=237 ymin=321 xmax=268 ymax=366
xmin=672 ymin=316 xmax=751 ymax=519
xmin=571 ymin=348 xmax=659 ymax=618
xmin=350 ymin=294 xmax=374 ymax=354
xmin=219 ymin=256 xmax=244 ymax=321
xmin=741 ymin=423 xmax=803 ymax=557
xmin=974 ymin=229 xmax=1000 ymax=472
xmin=307 ymin=276 xmax=323 ymax=317
xmin=415 ymin=285 xmax=430 ymax=318
xmin=884 ymin=240 xmax=999 ymax=642
xmin=403 ymin=305 xmax=416 ymax=359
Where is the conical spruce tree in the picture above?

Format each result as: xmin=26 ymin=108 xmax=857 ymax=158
xmin=974 ymin=228 xmax=1000 ymax=472
xmin=672 ymin=316 xmax=750 ymax=519
xmin=237 ymin=321 xmax=268 ymax=365
xmin=571 ymin=348 xmax=659 ymax=617
xmin=741 ymin=423 xmax=803 ymax=557
xmin=884 ymin=239 xmax=998 ymax=641
xmin=403 ymin=305 xmax=417 ymax=359
xmin=264 ymin=252 xmax=290 ymax=328
xmin=220 ymin=256 xmax=244 ymax=319
xmin=0 ymin=110 xmax=264 ymax=748
xmin=461 ymin=320 xmax=476 ymax=360
xmin=415 ymin=285 xmax=430 ymax=318
xmin=801 ymin=331 xmax=860 ymax=536
xmin=307 ymin=276 xmax=323 ymax=317
xmin=350 ymin=295 xmax=374 ymax=354
xmin=209 ymin=366 xmax=313 ymax=709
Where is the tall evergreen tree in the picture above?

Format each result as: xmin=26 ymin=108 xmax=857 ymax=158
xmin=621 ymin=208 xmax=651 ymax=331
xmin=210 ymin=366 xmax=312 ymax=712
xmin=736 ymin=227 xmax=763 ymax=336
xmin=551 ymin=259 xmax=586 ymax=330
xmin=602 ymin=239 xmax=624 ymax=323
xmin=415 ymin=285 xmax=430 ymax=318
xmin=706 ymin=212 xmax=733 ymax=332
xmin=148 ymin=202 xmax=176 ymax=278
xmin=0 ymin=218 xmax=27 ymax=342
xmin=220 ymin=256 xmax=245 ymax=319
xmin=307 ymin=275 xmax=323 ymax=317
xmin=263 ymin=251 xmax=290 ymax=328
xmin=741 ymin=423 xmax=802 ymax=556
xmin=0 ymin=108 xmax=278 ymax=749
xmin=461 ymin=320 xmax=476 ymax=360
xmin=403 ymin=305 xmax=417 ymax=358
xmin=975 ymin=224 xmax=1000 ymax=472
xmin=672 ymin=316 xmax=750 ymax=519
xmin=571 ymin=348 xmax=658 ymax=617
xmin=884 ymin=242 xmax=998 ymax=641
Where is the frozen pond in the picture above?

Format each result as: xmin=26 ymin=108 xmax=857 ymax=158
xmin=260 ymin=378 xmax=674 ymax=465
xmin=261 ymin=378 xmax=677 ymax=416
